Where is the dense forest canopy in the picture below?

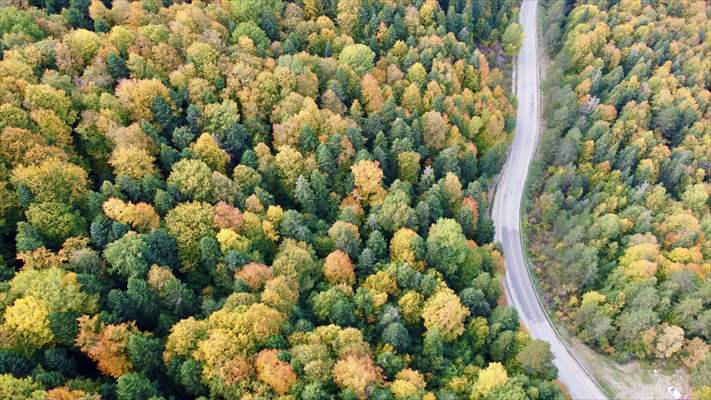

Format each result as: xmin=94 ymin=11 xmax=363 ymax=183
xmin=0 ymin=0 xmax=565 ymax=399
xmin=531 ymin=0 xmax=710 ymax=397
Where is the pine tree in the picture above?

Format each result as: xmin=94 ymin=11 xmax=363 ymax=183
xmin=295 ymin=175 xmax=316 ymax=214
xmin=106 ymin=53 xmax=128 ymax=80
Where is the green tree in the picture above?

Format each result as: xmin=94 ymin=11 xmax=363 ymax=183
xmin=104 ymin=231 xmax=149 ymax=278
xmin=339 ymin=44 xmax=376 ymax=75
xmin=502 ymin=23 xmax=524 ymax=56
xmin=167 ymin=159 xmax=214 ymax=202
xmin=517 ymin=340 xmax=557 ymax=380
xmin=426 ymin=218 xmax=468 ymax=278
xmin=116 ymin=372 xmax=158 ymax=400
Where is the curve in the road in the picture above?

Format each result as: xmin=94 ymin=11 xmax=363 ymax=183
xmin=491 ymin=1 xmax=608 ymax=399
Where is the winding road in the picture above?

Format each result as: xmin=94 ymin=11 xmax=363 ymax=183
xmin=491 ymin=1 xmax=607 ymax=399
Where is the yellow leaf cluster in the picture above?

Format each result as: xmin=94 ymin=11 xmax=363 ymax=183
xmin=421 ymin=288 xmax=469 ymax=341
xmin=471 ymin=362 xmax=508 ymax=399
xmin=2 ymin=296 xmax=53 ymax=348
xmin=351 ymin=159 xmax=386 ymax=206
xmin=332 ymin=354 xmax=382 ymax=398
xmin=102 ymin=197 xmax=160 ymax=231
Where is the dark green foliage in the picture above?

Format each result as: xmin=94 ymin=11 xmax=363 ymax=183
xmin=116 ymin=373 xmax=159 ymax=400
xmin=381 ymin=322 xmax=410 ymax=351
xmin=490 ymin=306 xmax=520 ymax=332
xmin=106 ymin=53 xmax=129 ymax=80
xmin=63 ymin=0 xmax=91 ymax=28
xmin=179 ymin=358 xmax=207 ymax=395
xmin=43 ymin=348 xmax=77 ymax=376
xmin=49 ymin=311 xmax=81 ymax=346
xmin=127 ymin=334 xmax=163 ymax=376
xmin=0 ymin=349 xmax=33 ymax=376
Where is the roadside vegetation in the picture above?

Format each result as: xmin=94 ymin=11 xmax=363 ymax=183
xmin=0 ymin=0 xmax=568 ymax=399
xmin=528 ymin=0 xmax=710 ymax=398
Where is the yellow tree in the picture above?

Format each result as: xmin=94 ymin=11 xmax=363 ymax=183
xmin=102 ymin=198 xmax=160 ymax=232
xmin=421 ymin=111 xmax=448 ymax=151
xmin=11 ymin=158 xmax=89 ymax=205
xmin=2 ymin=296 xmax=53 ymax=349
xmin=361 ymin=73 xmax=384 ymax=114
xmin=421 ymin=288 xmax=469 ymax=341
xmin=115 ymin=79 xmax=173 ymax=121
xmin=332 ymin=354 xmax=382 ymax=398
xmin=471 ymin=362 xmax=508 ymax=399
xmin=190 ymin=133 xmax=230 ymax=173
xmin=351 ymin=159 xmax=386 ymax=206
xmin=323 ymin=250 xmax=356 ymax=286
xmin=165 ymin=202 xmax=214 ymax=271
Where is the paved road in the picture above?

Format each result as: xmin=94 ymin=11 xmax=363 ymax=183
xmin=491 ymin=2 xmax=607 ymax=399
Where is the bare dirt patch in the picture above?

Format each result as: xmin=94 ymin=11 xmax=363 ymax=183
xmin=563 ymin=330 xmax=692 ymax=400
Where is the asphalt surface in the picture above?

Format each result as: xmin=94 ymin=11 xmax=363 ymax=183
xmin=491 ymin=2 xmax=608 ymax=399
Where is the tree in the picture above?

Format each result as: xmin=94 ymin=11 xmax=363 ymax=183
xmin=75 ymin=315 xmax=135 ymax=378
xmin=351 ymin=160 xmax=386 ymax=206
xmin=0 ymin=374 xmax=46 ymax=400
xmin=312 ymin=285 xmax=356 ymax=326
xmin=426 ymin=218 xmax=468 ymax=278
xmin=332 ymin=354 xmax=382 ymax=398
xmin=104 ymin=231 xmax=149 ymax=278
xmin=472 ymin=362 xmax=508 ymax=399
xmin=116 ymin=372 xmax=158 ymax=400
xmin=233 ymin=0 xmax=283 ymax=24
xmin=339 ymin=44 xmax=375 ymax=75
xmin=167 ymin=159 xmax=214 ymax=202
xmin=398 ymin=152 xmax=421 ymax=183
xmin=377 ymin=189 xmax=416 ymax=233
xmin=390 ymin=229 xmax=423 ymax=269
xmin=109 ymin=147 xmax=157 ymax=179
xmin=421 ymin=288 xmax=469 ymax=341
xmin=2 ymin=296 xmax=53 ymax=349
xmin=421 ymin=111 xmax=448 ymax=151
xmin=324 ymin=250 xmax=356 ymax=286
xmin=165 ymin=202 xmax=214 ymax=271
xmin=25 ymin=202 xmax=86 ymax=246
xmin=8 ymin=266 xmax=98 ymax=315
xmin=502 ymin=23 xmax=523 ymax=57
xmin=189 ymin=133 xmax=230 ymax=173
xmin=255 ymin=349 xmax=297 ymax=394
xmin=11 ymin=158 xmax=88 ymax=205
xmin=381 ymin=322 xmax=410 ymax=352
xmin=115 ymin=79 xmax=174 ymax=122
xmin=103 ymin=198 xmax=159 ymax=232
xmin=655 ymin=324 xmax=685 ymax=359
xmin=23 ymin=84 xmax=75 ymax=124
xmin=328 ymin=221 xmax=362 ymax=258
xmin=233 ymin=22 xmax=270 ymax=54
xmin=262 ymin=275 xmax=298 ymax=312
xmin=517 ymin=340 xmax=557 ymax=380
xmin=361 ymin=73 xmax=385 ymax=114
xmin=127 ymin=334 xmax=163 ymax=375
xmin=272 ymin=239 xmax=319 ymax=291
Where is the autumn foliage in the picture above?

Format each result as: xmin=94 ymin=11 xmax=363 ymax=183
xmin=0 ymin=0 xmax=561 ymax=398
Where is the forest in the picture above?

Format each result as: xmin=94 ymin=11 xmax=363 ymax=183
xmin=528 ymin=0 xmax=710 ymax=397
xmin=0 ymin=0 xmax=568 ymax=399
